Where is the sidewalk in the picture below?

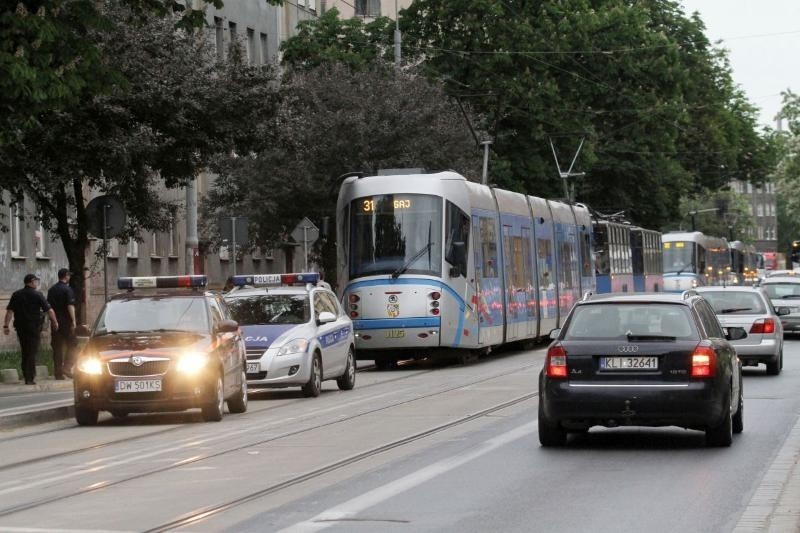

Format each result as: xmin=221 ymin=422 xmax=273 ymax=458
xmin=0 ymin=378 xmax=74 ymax=429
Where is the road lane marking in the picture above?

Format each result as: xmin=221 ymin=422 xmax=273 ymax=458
xmin=280 ymin=421 xmax=536 ymax=533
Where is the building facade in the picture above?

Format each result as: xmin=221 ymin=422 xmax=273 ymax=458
xmin=730 ymin=179 xmax=778 ymax=253
xmin=321 ymin=0 xmax=413 ymax=19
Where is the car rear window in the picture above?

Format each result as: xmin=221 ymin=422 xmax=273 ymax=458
xmin=564 ymin=303 xmax=696 ymax=340
xmin=762 ymin=282 xmax=800 ymax=300
xmin=699 ymin=291 xmax=767 ymax=315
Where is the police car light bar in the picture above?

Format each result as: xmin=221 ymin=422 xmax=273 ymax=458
xmin=231 ymin=273 xmax=320 ymax=287
xmin=118 ymin=275 xmax=208 ymax=290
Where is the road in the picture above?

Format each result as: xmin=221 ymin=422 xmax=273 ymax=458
xmin=0 ymin=340 xmax=797 ymax=532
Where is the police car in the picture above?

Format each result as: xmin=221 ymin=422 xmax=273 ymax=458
xmin=224 ymin=273 xmax=355 ymax=397
xmin=73 ymin=276 xmax=248 ymax=425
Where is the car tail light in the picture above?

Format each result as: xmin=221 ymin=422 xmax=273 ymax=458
xmin=690 ymin=344 xmax=716 ymax=378
xmin=545 ymin=344 xmax=568 ymax=378
xmin=431 ymin=308 xmax=440 ymax=316
xmin=750 ymin=318 xmax=775 ymax=334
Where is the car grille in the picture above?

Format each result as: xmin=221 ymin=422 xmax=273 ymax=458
xmin=108 ymin=360 xmax=170 ymax=376
xmin=246 ymin=349 xmax=265 ymax=360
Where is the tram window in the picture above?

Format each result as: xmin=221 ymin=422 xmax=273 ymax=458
xmin=445 ymin=202 xmax=469 ymax=277
xmin=593 ymin=225 xmax=609 ymax=275
xmin=560 ymin=241 xmax=574 ymax=289
xmin=479 ymin=217 xmax=498 ymax=278
xmin=580 ymin=232 xmax=592 ymax=277
xmin=537 ymin=238 xmax=554 ymax=289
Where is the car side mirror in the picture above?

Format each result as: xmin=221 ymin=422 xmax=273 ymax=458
xmin=725 ymin=326 xmax=747 ymax=341
xmin=317 ymin=311 xmax=337 ymax=324
xmin=549 ymin=328 xmax=561 ymax=340
xmin=216 ymin=319 xmax=239 ymax=334
xmin=776 ymin=306 xmax=791 ymax=316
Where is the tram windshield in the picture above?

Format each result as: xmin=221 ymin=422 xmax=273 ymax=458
xmin=663 ymin=242 xmax=695 ymax=274
xmin=349 ymin=194 xmax=443 ymax=279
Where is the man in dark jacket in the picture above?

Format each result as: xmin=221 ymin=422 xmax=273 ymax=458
xmin=3 ymin=274 xmax=58 ymax=384
xmin=47 ymin=269 xmax=77 ymax=379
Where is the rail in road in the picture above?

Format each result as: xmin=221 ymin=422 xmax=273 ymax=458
xmin=0 ymin=349 xmax=543 ymax=530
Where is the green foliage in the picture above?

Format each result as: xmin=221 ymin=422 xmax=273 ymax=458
xmin=774 ymin=91 xmax=800 ymax=254
xmin=677 ymin=190 xmax=755 ymax=241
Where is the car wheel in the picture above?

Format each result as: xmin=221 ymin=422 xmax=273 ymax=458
xmin=706 ymin=390 xmax=733 ymax=447
xmin=538 ymin=400 xmax=567 ymax=447
xmin=732 ymin=387 xmax=744 ymax=434
xmin=336 ymin=348 xmax=356 ymax=391
xmin=110 ymin=410 xmax=129 ymax=420
xmin=779 ymin=349 xmax=784 ymax=370
xmin=202 ymin=374 xmax=224 ymax=422
xmin=302 ymin=354 xmax=322 ymax=398
xmin=227 ymin=369 xmax=248 ymax=414
xmin=75 ymin=405 xmax=98 ymax=426
xmin=766 ymin=356 xmax=781 ymax=376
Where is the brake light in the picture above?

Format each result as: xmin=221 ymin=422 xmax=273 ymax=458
xmin=545 ymin=344 xmax=568 ymax=378
xmin=348 ymin=294 xmax=360 ymax=304
xmin=690 ymin=344 xmax=716 ymax=378
xmin=430 ymin=291 xmax=441 ymax=301
xmin=750 ymin=318 xmax=775 ymax=334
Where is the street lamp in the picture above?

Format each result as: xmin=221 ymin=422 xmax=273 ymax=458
xmin=687 ymin=207 xmax=719 ymax=231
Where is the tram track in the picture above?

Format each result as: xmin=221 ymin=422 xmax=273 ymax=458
xmin=0 ymin=364 xmax=432 ymax=473
xmin=0 ymin=360 xmax=540 ymax=519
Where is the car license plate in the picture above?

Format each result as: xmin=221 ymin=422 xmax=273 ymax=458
xmin=600 ymin=357 xmax=658 ymax=370
xmin=115 ymin=379 xmax=162 ymax=393
xmin=247 ymin=363 xmax=260 ymax=374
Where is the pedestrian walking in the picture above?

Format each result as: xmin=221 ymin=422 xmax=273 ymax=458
xmin=47 ymin=268 xmax=77 ymax=379
xmin=3 ymin=274 xmax=58 ymax=385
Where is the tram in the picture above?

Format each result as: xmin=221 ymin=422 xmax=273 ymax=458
xmin=729 ymin=240 xmax=759 ymax=285
xmin=662 ymin=231 xmax=731 ymax=291
xmin=591 ymin=221 xmax=662 ymax=294
xmin=336 ymin=170 xmax=594 ymax=366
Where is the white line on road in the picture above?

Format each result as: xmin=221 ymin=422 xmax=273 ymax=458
xmin=280 ymin=421 xmax=537 ymax=533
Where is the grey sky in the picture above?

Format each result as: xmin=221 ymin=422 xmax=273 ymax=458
xmin=680 ymin=0 xmax=800 ymax=128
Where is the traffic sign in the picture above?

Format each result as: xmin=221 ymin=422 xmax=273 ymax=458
xmin=291 ymin=217 xmax=319 ymax=246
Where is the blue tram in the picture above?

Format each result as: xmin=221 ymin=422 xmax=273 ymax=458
xmin=336 ymin=170 xmax=594 ymax=365
xmin=662 ymin=231 xmax=731 ymax=292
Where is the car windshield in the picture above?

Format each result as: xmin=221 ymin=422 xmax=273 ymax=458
xmin=762 ymin=282 xmax=800 ymax=299
xmin=95 ymin=297 xmax=208 ymax=334
xmin=226 ymin=294 xmax=310 ymax=325
xmin=564 ymin=303 xmax=696 ymax=340
xmin=698 ymin=291 xmax=767 ymax=314
xmin=349 ymin=194 xmax=443 ymax=279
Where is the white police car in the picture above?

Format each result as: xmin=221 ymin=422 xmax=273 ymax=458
xmin=223 ymin=273 xmax=355 ymax=397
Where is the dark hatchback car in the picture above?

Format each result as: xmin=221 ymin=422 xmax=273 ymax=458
xmin=539 ymin=293 xmax=744 ymax=447
xmin=73 ymin=276 xmax=248 ymax=425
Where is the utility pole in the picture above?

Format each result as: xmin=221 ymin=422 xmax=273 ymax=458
xmin=185 ymin=178 xmax=198 ymax=275
xmin=687 ymin=207 xmax=718 ymax=231
xmin=549 ymin=137 xmax=586 ymax=202
xmin=480 ymin=140 xmax=493 ymax=185
xmin=394 ymin=0 xmax=401 ymax=65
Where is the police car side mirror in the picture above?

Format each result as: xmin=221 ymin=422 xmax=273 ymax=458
xmin=216 ymin=319 xmax=239 ymax=334
xmin=317 ymin=311 xmax=337 ymax=325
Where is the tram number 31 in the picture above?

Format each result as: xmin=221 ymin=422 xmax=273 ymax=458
xmin=362 ymin=199 xmax=412 ymax=212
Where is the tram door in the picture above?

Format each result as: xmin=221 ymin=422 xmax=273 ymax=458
xmin=474 ymin=213 xmax=503 ymax=346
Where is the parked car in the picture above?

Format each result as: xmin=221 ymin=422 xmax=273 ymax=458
xmin=539 ymin=292 xmax=744 ymax=447
xmin=693 ymin=286 xmax=787 ymax=375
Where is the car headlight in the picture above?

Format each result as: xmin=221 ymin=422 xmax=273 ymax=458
xmin=176 ymin=352 xmax=209 ymax=374
xmin=77 ymin=357 xmax=103 ymax=375
xmin=276 ymin=339 xmax=309 ymax=356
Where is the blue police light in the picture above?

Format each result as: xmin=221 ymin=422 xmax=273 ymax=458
xmin=118 ymin=275 xmax=207 ymax=290
xmin=231 ymin=273 xmax=320 ymax=287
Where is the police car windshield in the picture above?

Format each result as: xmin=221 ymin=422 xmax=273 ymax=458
xmin=227 ymin=294 xmax=310 ymax=325
xmin=95 ymin=297 xmax=209 ymax=334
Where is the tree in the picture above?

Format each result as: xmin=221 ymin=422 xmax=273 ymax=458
xmin=774 ymin=91 xmax=800 ymax=254
xmin=0 ymin=3 xmax=278 ymax=320
xmin=677 ymin=190 xmax=755 ymax=240
xmin=204 ymin=62 xmax=482 ymax=284
xmin=281 ymin=0 xmax=778 ymax=230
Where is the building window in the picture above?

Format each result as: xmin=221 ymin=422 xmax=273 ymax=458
xmin=168 ymin=222 xmax=178 ymax=257
xmin=757 ymin=204 xmax=763 ymax=216
xmin=757 ymin=226 xmax=764 ymax=239
xmin=246 ymin=28 xmax=256 ymax=64
xmin=9 ymin=205 xmax=21 ymax=257
xmin=214 ymin=17 xmax=224 ymax=60
xmin=770 ymin=204 xmax=776 ymax=216
xmin=106 ymin=238 xmax=119 ymax=258
xmin=229 ymin=21 xmax=237 ymax=46
xmin=260 ymin=32 xmax=268 ymax=64
xmin=127 ymin=239 xmax=139 ymax=259
xmin=34 ymin=221 xmax=45 ymax=258
xmin=151 ymin=232 xmax=160 ymax=257
xmin=355 ymin=0 xmax=380 ymax=17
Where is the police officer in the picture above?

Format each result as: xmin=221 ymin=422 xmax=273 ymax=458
xmin=3 ymin=274 xmax=58 ymax=384
xmin=47 ymin=268 xmax=77 ymax=379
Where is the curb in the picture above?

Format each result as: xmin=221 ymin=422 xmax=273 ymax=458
xmin=0 ymin=380 xmax=74 ymax=394
xmin=0 ymin=402 xmax=74 ymax=429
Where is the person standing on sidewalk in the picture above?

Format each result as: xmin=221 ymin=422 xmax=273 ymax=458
xmin=3 ymin=274 xmax=58 ymax=385
xmin=47 ymin=268 xmax=77 ymax=380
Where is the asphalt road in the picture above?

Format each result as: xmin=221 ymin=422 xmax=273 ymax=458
xmin=0 ymin=340 xmax=797 ymax=532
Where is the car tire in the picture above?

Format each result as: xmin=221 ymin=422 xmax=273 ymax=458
xmin=336 ymin=348 xmax=356 ymax=391
xmin=227 ymin=369 xmax=248 ymax=414
xmin=75 ymin=405 xmax=99 ymax=426
xmin=302 ymin=353 xmax=322 ymax=398
xmin=706 ymin=390 xmax=733 ymax=447
xmin=110 ymin=410 xmax=129 ymax=420
xmin=732 ymin=387 xmax=744 ymax=434
xmin=766 ymin=356 xmax=781 ymax=376
xmin=202 ymin=374 xmax=225 ymax=422
xmin=538 ymin=400 xmax=567 ymax=447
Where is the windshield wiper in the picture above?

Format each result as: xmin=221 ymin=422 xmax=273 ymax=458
xmin=94 ymin=330 xmax=146 ymax=336
xmin=626 ymin=332 xmax=676 ymax=341
xmin=392 ymin=223 xmax=434 ymax=279
xmin=675 ymin=262 xmax=692 ymax=275
xmin=781 ymin=295 xmax=800 ymax=299
xmin=151 ymin=328 xmax=192 ymax=333
xmin=719 ymin=307 xmax=753 ymax=314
